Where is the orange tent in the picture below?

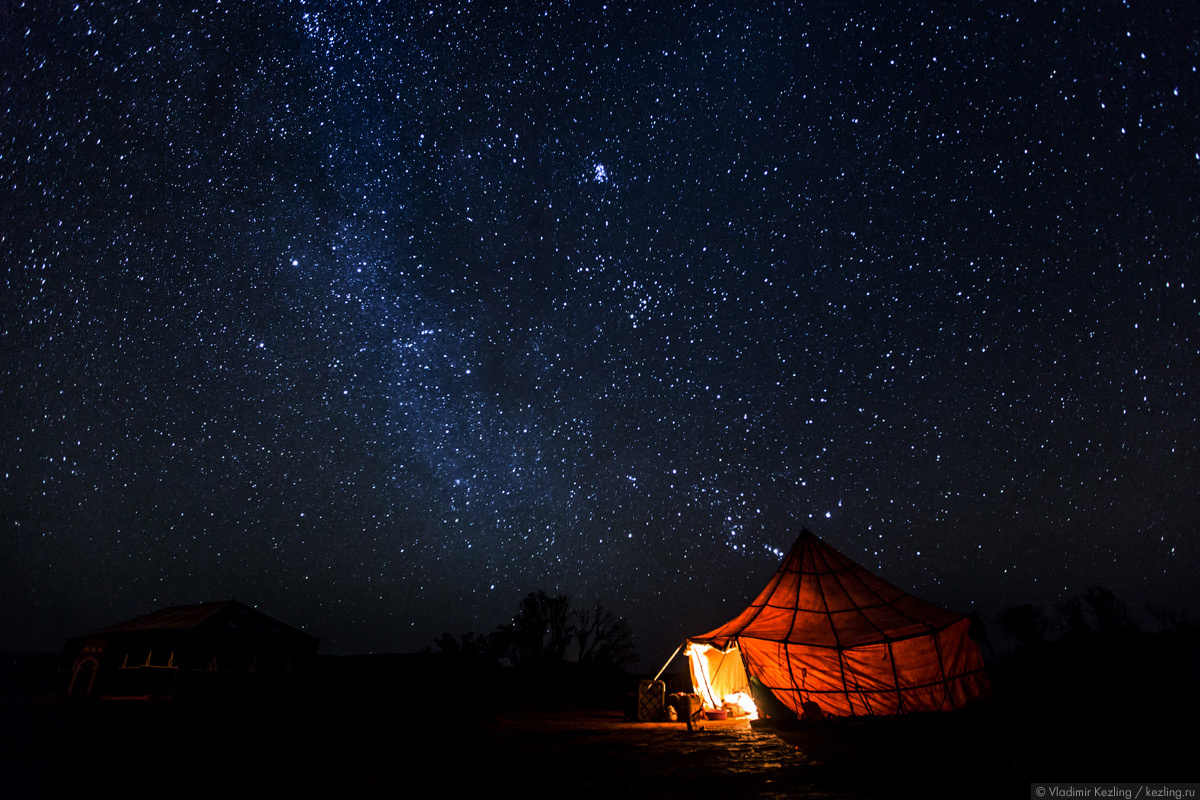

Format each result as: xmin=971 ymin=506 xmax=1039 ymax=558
xmin=687 ymin=529 xmax=992 ymax=718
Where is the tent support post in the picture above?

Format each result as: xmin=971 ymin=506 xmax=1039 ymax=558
xmin=652 ymin=643 xmax=684 ymax=683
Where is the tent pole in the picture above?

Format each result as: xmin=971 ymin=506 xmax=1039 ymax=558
xmin=652 ymin=642 xmax=685 ymax=683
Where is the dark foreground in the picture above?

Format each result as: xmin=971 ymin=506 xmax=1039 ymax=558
xmin=3 ymin=631 xmax=1198 ymax=798
xmin=1 ymin=700 xmax=1192 ymax=799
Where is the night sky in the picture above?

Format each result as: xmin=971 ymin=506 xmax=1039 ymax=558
xmin=2 ymin=1 xmax=1197 ymax=663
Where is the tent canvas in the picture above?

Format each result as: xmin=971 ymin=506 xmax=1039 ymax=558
xmin=687 ymin=529 xmax=991 ymax=718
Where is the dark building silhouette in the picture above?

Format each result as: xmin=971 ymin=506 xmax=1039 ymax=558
xmin=63 ymin=601 xmax=319 ymax=699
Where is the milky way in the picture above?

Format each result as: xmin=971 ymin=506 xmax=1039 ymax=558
xmin=2 ymin=1 xmax=1197 ymax=660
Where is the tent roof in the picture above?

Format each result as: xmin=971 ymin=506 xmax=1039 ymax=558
xmin=691 ymin=529 xmax=967 ymax=650
xmin=79 ymin=600 xmax=316 ymax=641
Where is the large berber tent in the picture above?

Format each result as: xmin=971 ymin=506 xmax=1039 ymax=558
xmin=684 ymin=529 xmax=992 ymax=718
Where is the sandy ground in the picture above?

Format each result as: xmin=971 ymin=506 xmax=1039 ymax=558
xmin=1 ymin=700 xmax=971 ymax=799
xmin=3 ymin=696 xmax=1196 ymax=799
xmin=5 ymin=633 xmax=1199 ymax=798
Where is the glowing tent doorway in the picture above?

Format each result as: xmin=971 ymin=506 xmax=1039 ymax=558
xmin=685 ymin=529 xmax=991 ymax=718
xmin=686 ymin=640 xmax=759 ymax=719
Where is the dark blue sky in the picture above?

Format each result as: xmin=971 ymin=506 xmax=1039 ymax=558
xmin=2 ymin=1 xmax=1197 ymax=662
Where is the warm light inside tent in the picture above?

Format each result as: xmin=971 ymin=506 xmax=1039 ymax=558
xmin=723 ymin=691 xmax=757 ymax=717
xmin=685 ymin=641 xmax=758 ymax=720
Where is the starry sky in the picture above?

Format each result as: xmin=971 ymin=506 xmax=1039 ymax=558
xmin=2 ymin=1 xmax=1197 ymax=662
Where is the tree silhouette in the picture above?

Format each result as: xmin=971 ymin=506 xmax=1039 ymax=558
xmin=497 ymin=590 xmax=573 ymax=666
xmin=435 ymin=630 xmax=500 ymax=665
xmin=572 ymin=600 xmax=637 ymax=667
xmin=437 ymin=590 xmax=638 ymax=669
xmin=1081 ymin=586 xmax=1134 ymax=634
xmin=1055 ymin=596 xmax=1089 ymax=639
xmin=999 ymin=603 xmax=1048 ymax=649
xmin=1053 ymin=586 xmax=1136 ymax=639
xmin=1146 ymin=603 xmax=1194 ymax=633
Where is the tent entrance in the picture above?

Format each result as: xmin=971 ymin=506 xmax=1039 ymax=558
xmin=685 ymin=641 xmax=758 ymax=720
